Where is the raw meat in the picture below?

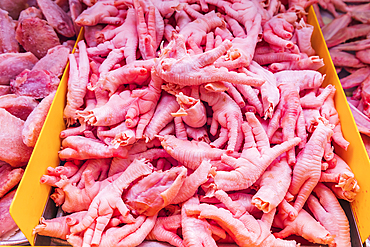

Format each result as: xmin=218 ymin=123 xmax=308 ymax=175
xmin=59 ymin=135 xmax=132 ymax=160
xmin=295 ymin=19 xmax=315 ymax=56
xmin=199 ymin=85 xmax=243 ymax=152
xmin=288 ymin=120 xmax=334 ymax=218
xmin=320 ymin=85 xmax=349 ymax=150
xmin=10 ymin=69 xmax=60 ymax=99
xmin=0 ymin=9 xmax=19 ymax=54
xmin=143 ymin=92 xmax=180 ymax=142
xmin=108 ymin=148 xmax=169 ymax=176
xmin=247 ymin=61 xmax=280 ymax=119
xmin=69 ymin=0 xmax=83 ymax=35
xmin=213 ymin=113 xmax=300 ymax=192
xmin=172 ymin=92 xmax=207 ymax=128
xmin=146 ymin=214 xmax=183 ymax=247
xmin=99 ymin=59 xmax=154 ymax=96
xmin=320 ymin=154 xmax=360 ymax=202
xmin=340 ymin=67 xmax=370 ymax=89
xmin=18 ymin=7 xmax=43 ymax=22
xmin=0 ymin=164 xmax=24 ymax=198
xmin=32 ymin=45 xmax=71 ymax=77
xmin=159 ymin=134 xmax=229 ymax=170
xmin=64 ymin=41 xmax=90 ymax=126
xmin=186 ymin=201 xmax=297 ymax=246
xmin=76 ymin=90 xmax=135 ymax=127
xmin=181 ymin=197 xmax=219 ymax=247
xmin=0 ymin=86 xmax=10 ymax=96
xmin=321 ymin=13 xmax=351 ymax=41
xmin=356 ymin=48 xmax=370 ymax=64
xmin=134 ymin=2 xmax=157 ymax=60
xmin=330 ymin=49 xmax=366 ymax=68
xmin=252 ymin=156 xmax=292 ymax=213
xmin=99 ymin=214 xmax=157 ymax=247
xmin=36 ymin=0 xmax=75 ymax=37
xmin=69 ymin=158 xmax=153 ymax=246
xmin=33 ymin=211 xmax=87 ymax=240
xmin=0 ymin=108 xmax=33 ymax=167
xmin=307 ymin=183 xmax=351 ymax=246
xmin=263 ymin=14 xmax=295 ymax=50
xmin=15 ymin=17 xmax=61 ymax=59
xmin=171 ymin=160 xmax=213 ymax=204
xmin=125 ymin=166 xmax=187 ymax=216
xmin=326 ymin=24 xmax=370 ymax=48
xmin=155 ymin=35 xmax=265 ymax=87
xmin=22 ymin=91 xmax=56 ymax=147
xmin=0 ymin=0 xmax=28 ymax=19
xmin=0 ymin=52 xmax=38 ymax=85
xmin=32 ymin=1 xmax=361 ymax=246
xmin=0 ymin=190 xmax=19 ymax=240
xmin=125 ymin=70 xmax=163 ymax=138
xmin=75 ymin=2 xmax=122 ymax=26
xmin=274 ymin=205 xmax=335 ymax=245
xmin=48 ymin=171 xmax=120 ymax=213
xmin=0 ymin=94 xmax=38 ymax=121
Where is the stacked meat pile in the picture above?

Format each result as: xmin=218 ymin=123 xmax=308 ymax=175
xmin=313 ymin=0 xmax=370 ymax=154
xmin=0 ymin=0 xmax=75 ymax=241
xmin=33 ymin=0 xmax=359 ymax=246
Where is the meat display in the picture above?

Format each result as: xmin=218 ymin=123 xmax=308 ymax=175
xmin=0 ymin=9 xmax=19 ymax=54
xmin=15 ymin=17 xmax=61 ymax=59
xmin=0 ymin=164 xmax=23 ymax=198
xmin=36 ymin=0 xmax=75 ymax=38
xmin=10 ymin=69 xmax=60 ymax=99
xmin=317 ymin=1 xmax=370 ymax=150
xmin=0 ymin=108 xmax=33 ymax=167
xmin=0 ymin=52 xmax=38 ymax=85
xmin=32 ymin=45 xmax=71 ymax=77
xmin=31 ymin=0 xmax=360 ymax=246
xmin=0 ymin=190 xmax=19 ymax=240
xmin=22 ymin=91 xmax=56 ymax=147
xmin=0 ymin=0 xmax=74 ymax=241
xmin=0 ymin=94 xmax=38 ymax=121
xmin=0 ymin=0 xmax=27 ymax=20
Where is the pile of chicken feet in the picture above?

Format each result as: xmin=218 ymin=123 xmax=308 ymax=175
xmin=33 ymin=0 xmax=360 ymax=246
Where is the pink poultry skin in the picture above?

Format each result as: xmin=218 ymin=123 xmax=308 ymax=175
xmin=0 ymin=9 xmax=19 ymax=53
xmin=288 ymin=119 xmax=334 ymax=219
xmin=307 ymin=183 xmax=351 ymax=247
xmin=213 ymin=112 xmax=300 ymax=192
xmin=274 ymin=205 xmax=335 ymax=245
xmin=154 ymin=34 xmax=265 ymax=87
xmin=30 ymin=0 xmax=360 ymax=245
xmin=75 ymin=2 xmax=122 ymax=26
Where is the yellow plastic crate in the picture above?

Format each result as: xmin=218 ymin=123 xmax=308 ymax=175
xmin=8 ymin=6 xmax=370 ymax=246
xmin=308 ymin=6 xmax=370 ymax=244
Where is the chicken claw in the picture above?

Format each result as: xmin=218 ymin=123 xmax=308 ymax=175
xmin=213 ymin=112 xmax=301 ymax=191
xmin=155 ymin=34 xmax=265 ymax=87
xmin=70 ymin=159 xmax=153 ymax=247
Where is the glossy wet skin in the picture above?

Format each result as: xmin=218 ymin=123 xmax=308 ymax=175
xmin=30 ymin=0 xmax=360 ymax=246
xmin=0 ymin=190 xmax=19 ymax=240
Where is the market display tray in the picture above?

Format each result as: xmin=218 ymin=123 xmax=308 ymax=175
xmin=7 ymin=6 xmax=370 ymax=247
